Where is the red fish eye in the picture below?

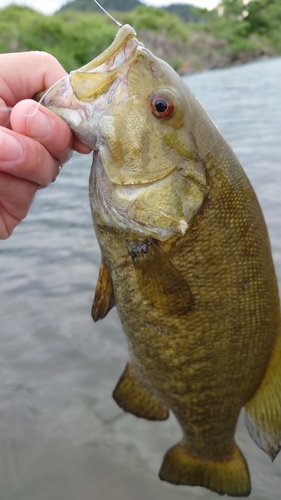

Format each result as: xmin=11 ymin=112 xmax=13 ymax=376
xmin=149 ymin=94 xmax=175 ymax=119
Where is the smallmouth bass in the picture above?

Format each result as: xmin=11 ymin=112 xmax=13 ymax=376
xmin=40 ymin=25 xmax=281 ymax=497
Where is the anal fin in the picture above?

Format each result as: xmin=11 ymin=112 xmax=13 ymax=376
xmin=113 ymin=363 xmax=169 ymax=421
xmin=92 ymin=258 xmax=115 ymax=322
xmin=159 ymin=442 xmax=251 ymax=497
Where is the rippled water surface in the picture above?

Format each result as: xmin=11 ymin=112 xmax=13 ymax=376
xmin=1 ymin=57 xmax=281 ymax=500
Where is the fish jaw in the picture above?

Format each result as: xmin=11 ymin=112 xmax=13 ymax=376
xmin=40 ymin=76 xmax=96 ymax=147
xmin=40 ymin=24 xmax=140 ymax=149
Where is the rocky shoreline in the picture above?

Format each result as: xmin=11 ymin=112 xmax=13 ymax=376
xmin=139 ymin=29 xmax=275 ymax=75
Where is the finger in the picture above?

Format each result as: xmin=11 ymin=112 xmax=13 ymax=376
xmin=10 ymin=100 xmax=74 ymax=164
xmin=0 ymin=171 xmax=37 ymax=239
xmin=73 ymin=136 xmax=93 ymax=155
xmin=11 ymin=100 xmax=93 ymax=157
xmin=11 ymin=100 xmax=92 ymax=157
xmin=0 ymin=52 xmax=67 ymax=106
xmin=0 ymin=97 xmax=10 ymax=128
xmin=0 ymin=128 xmax=61 ymax=187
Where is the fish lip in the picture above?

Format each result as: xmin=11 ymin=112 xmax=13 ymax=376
xmin=93 ymin=149 xmax=177 ymax=188
xmin=40 ymin=24 xmax=138 ymax=105
xmin=78 ymin=24 xmax=137 ymax=72
xmin=40 ymin=24 xmax=142 ymax=149
xmin=39 ymin=78 xmax=67 ymax=105
xmin=111 ymin=169 xmax=178 ymax=188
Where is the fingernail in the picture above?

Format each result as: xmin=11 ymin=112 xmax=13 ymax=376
xmin=0 ymin=131 xmax=23 ymax=162
xmin=27 ymin=106 xmax=52 ymax=139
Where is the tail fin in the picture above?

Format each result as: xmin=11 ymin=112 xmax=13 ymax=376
xmin=245 ymin=325 xmax=281 ymax=460
xmin=159 ymin=443 xmax=251 ymax=497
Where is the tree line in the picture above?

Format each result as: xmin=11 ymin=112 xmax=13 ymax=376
xmin=0 ymin=1 xmax=280 ymax=73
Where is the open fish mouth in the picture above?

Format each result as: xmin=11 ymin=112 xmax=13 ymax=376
xmin=40 ymin=24 xmax=139 ymax=142
xmin=77 ymin=23 xmax=138 ymax=73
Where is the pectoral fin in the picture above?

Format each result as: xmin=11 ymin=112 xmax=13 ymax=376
xmin=113 ymin=363 xmax=169 ymax=421
xmin=92 ymin=258 xmax=115 ymax=321
xmin=128 ymin=240 xmax=193 ymax=317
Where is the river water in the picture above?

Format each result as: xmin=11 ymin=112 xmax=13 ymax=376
xmin=0 ymin=57 xmax=281 ymax=500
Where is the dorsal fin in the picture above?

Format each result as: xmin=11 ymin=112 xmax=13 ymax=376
xmin=92 ymin=258 xmax=115 ymax=322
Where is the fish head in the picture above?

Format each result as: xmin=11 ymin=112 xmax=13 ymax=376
xmin=41 ymin=24 xmax=211 ymax=239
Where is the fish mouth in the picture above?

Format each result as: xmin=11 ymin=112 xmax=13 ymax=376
xmin=40 ymin=24 xmax=141 ymax=147
xmin=111 ymin=168 xmax=178 ymax=188
xmin=41 ymin=24 xmax=139 ymax=106
xmin=69 ymin=24 xmax=140 ymax=102
xmin=78 ymin=24 xmax=138 ymax=72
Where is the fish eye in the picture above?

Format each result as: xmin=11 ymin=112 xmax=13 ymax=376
xmin=149 ymin=93 xmax=175 ymax=119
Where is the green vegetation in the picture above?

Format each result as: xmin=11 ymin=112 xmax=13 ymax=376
xmin=204 ymin=0 xmax=281 ymax=57
xmin=165 ymin=4 xmax=201 ymax=23
xmin=59 ymin=0 xmax=199 ymax=23
xmin=0 ymin=1 xmax=280 ymax=74
xmin=59 ymin=0 xmax=142 ymax=12
xmin=0 ymin=5 xmax=118 ymax=71
xmin=120 ymin=6 xmax=189 ymax=43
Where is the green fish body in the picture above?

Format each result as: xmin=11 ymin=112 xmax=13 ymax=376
xmin=41 ymin=25 xmax=281 ymax=496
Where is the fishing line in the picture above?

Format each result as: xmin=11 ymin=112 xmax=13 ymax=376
xmin=93 ymin=0 xmax=122 ymax=27
xmin=0 ymin=103 xmax=41 ymax=117
xmin=0 ymin=1 xmax=123 ymax=124
xmin=0 ymin=106 xmax=13 ymax=113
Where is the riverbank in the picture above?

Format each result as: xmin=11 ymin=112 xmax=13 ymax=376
xmin=138 ymin=29 xmax=276 ymax=75
xmin=0 ymin=3 xmax=279 ymax=75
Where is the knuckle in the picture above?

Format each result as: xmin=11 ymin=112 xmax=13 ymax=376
xmin=33 ymin=51 xmax=61 ymax=67
xmin=59 ymin=147 xmax=73 ymax=164
xmin=32 ymin=142 xmax=53 ymax=187
xmin=47 ymin=120 xmax=73 ymax=160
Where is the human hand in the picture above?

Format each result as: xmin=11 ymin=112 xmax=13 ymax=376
xmin=0 ymin=51 xmax=92 ymax=239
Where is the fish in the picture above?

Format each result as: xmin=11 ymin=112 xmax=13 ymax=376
xmin=40 ymin=24 xmax=281 ymax=497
